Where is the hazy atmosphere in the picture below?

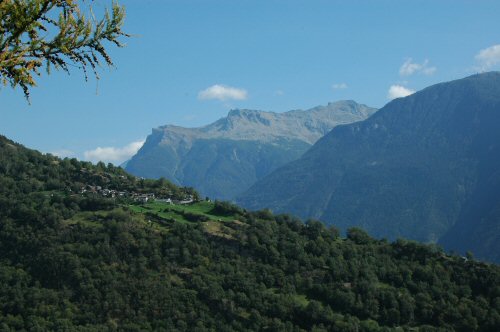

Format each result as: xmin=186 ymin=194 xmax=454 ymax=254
xmin=2 ymin=0 xmax=500 ymax=164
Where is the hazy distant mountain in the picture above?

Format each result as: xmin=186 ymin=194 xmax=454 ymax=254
xmin=125 ymin=101 xmax=377 ymax=200
xmin=237 ymin=72 xmax=500 ymax=262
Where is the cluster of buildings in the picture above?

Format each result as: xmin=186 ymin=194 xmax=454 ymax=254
xmin=157 ymin=197 xmax=196 ymax=205
xmin=80 ymin=185 xmax=127 ymax=198
xmin=79 ymin=185 xmax=194 ymax=205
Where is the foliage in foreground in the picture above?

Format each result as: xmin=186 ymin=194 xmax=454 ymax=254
xmin=0 ymin=0 xmax=128 ymax=99
xmin=1 ymin=135 xmax=500 ymax=331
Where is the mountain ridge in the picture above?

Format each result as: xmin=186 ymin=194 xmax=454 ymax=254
xmin=237 ymin=72 xmax=500 ymax=262
xmin=154 ymin=100 xmax=376 ymax=145
xmin=125 ymin=101 xmax=377 ymax=199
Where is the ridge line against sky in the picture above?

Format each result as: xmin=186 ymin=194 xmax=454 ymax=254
xmin=1 ymin=0 xmax=500 ymax=164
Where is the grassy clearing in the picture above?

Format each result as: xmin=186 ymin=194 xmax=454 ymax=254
xmin=62 ymin=211 xmax=106 ymax=228
xmin=128 ymin=203 xmax=190 ymax=223
xmin=63 ymin=201 xmax=241 ymax=235
xmin=203 ymin=221 xmax=237 ymax=240
xmin=127 ymin=201 xmax=238 ymax=227
xmin=64 ymin=208 xmax=170 ymax=234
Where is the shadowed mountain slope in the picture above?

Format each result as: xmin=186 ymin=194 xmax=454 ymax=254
xmin=237 ymin=72 xmax=500 ymax=262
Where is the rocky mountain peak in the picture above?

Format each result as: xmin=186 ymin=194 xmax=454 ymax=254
xmin=125 ymin=101 xmax=377 ymax=200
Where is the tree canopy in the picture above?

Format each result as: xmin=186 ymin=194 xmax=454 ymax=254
xmin=0 ymin=0 xmax=128 ymax=100
xmin=1 ymin=134 xmax=500 ymax=331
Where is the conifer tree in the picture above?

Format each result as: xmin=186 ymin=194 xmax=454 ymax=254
xmin=0 ymin=0 xmax=128 ymax=100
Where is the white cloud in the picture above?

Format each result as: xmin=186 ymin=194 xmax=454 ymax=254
xmin=50 ymin=149 xmax=75 ymax=158
xmin=387 ymin=85 xmax=415 ymax=100
xmin=475 ymin=44 xmax=500 ymax=71
xmin=332 ymin=83 xmax=348 ymax=89
xmin=399 ymin=58 xmax=436 ymax=76
xmin=198 ymin=84 xmax=248 ymax=101
xmin=84 ymin=139 xmax=145 ymax=164
xmin=400 ymin=60 xmax=421 ymax=76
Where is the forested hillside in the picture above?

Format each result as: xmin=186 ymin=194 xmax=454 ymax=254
xmin=1 ymin=135 xmax=500 ymax=331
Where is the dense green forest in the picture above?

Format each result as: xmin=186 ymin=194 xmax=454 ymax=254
xmin=1 ymin=135 xmax=500 ymax=331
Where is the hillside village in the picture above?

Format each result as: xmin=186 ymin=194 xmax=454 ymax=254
xmin=79 ymin=184 xmax=196 ymax=205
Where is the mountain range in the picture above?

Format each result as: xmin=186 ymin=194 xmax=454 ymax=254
xmin=125 ymin=101 xmax=376 ymax=200
xmin=237 ymin=72 xmax=500 ymax=263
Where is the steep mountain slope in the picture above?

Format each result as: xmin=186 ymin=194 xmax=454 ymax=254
xmin=1 ymin=135 xmax=500 ymax=331
xmin=237 ymin=72 xmax=500 ymax=262
xmin=125 ymin=101 xmax=376 ymax=200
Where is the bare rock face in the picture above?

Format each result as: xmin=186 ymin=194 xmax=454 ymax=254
xmin=125 ymin=101 xmax=377 ymax=200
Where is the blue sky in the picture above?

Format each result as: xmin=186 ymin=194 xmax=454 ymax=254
xmin=1 ymin=0 xmax=500 ymax=164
